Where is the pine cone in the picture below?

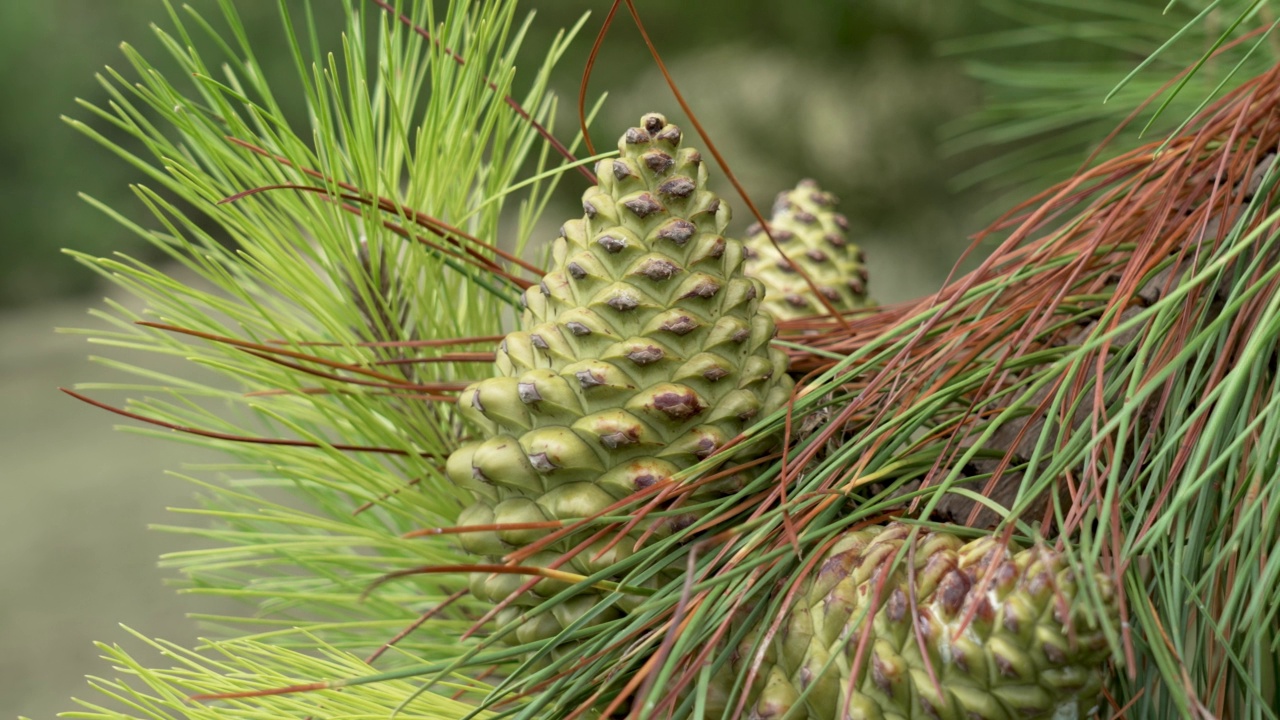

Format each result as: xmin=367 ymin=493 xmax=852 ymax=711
xmin=446 ymin=113 xmax=794 ymax=642
xmin=724 ymin=524 xmax=1115 ymax=720
xmin=743 ymin=179 xmax=871 ymax=321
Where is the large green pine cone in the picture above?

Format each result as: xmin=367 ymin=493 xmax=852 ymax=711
xmin=743 ymin=179 xmax=871 ymax=321
xmin=446 ymin=113 xmax=794 ymax=640
xmin=725 ymin=524 xmax=1115 ymax=720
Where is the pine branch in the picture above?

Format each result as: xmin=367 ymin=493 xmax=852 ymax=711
xmin=56 ymin=1 xmax=1280 ymax=719
xmin=933 ymin=150 xmax=1280 ymax=529
xmin=946 ymin=0 xmax=1280 ymax=214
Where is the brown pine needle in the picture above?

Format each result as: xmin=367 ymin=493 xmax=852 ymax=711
xmin=619 ymin=0 xmax=851 ymax=331
xmin=61 ymin=388 xmax=435 ymax=456
xmin=401 ymin=521 xmax=563 ymax=539
xmin=272 ymin=335 xmax=504 ymax=348
xmin=360 ymin=562 xmax=653 ymax=604
xmin=363 ymin=589 xmax=469 ymax=666
xmin=219 ymin=181 xmax=540 ymax=287
xmin=190 ymin=681 xmax=330 ymax=701
xmin=137 ymin=321 xmax=409 ymax=384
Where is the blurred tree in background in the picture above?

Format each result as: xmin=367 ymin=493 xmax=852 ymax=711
xmin=3 ymin=2 xmax=1239 ymax=308
xmin=0 ymin=2 xmax=280 ymax=305
xmin=1 ymin=0 xmax=974 ymax=309
xmin=0 ymin=1 xmax=341 ymax=306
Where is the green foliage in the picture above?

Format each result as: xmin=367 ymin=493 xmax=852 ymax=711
xmin=62 ymin=1 xmax=589 ymax=716
xmin=69 ymin=629 xmax=499 ymax=720
xmin=946 ymin=0 xmax=1280 ymax=215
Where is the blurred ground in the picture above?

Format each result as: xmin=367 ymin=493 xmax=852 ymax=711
xmin=0 ymin=298 xmax=235 ymax=719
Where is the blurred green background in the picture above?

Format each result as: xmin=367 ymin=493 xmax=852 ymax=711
xmin=0 ymin=0 xmax=978 ymax=311
xmin=0 ymin=1 xmax=1046 ymax=717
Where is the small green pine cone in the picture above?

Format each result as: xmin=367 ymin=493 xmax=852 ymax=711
xmin=743 ymin=179 xmax=871 ymax=321
xmin=445 ymin=113 xmax=795 ymax=643
xmin=728 ymin=524 xmax=1115 ymax=720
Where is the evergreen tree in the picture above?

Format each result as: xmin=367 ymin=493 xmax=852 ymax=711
xmin=60 ymin=2 xmax=1280 ymax=718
